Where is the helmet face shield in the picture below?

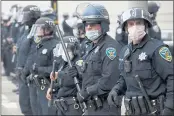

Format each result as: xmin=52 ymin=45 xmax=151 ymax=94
xmin=27 ymin=24 xmax=45 ymax=39
xmin=21 ymin=11 xmax=31 ymax=24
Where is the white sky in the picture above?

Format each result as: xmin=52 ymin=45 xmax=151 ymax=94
xmin=1 ymin=1 xmax=51 ymax=13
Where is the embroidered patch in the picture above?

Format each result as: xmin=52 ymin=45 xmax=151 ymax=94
xmin=42 ymin=49 xmax=47 ymax=54
xmin=159 ymin=47 xmax=172 ymax=62
xmin=106 ymin=47 xmax=116 ymax=60
xmin=138 ymin=52 xmax=147 ymax=61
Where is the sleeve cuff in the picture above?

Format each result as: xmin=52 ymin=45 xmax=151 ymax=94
xmin=86 ymin=84 xmax=98 ymax=96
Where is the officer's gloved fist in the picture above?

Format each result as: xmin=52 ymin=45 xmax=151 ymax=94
xmin=162 ymin=107 xmax=174 ymax=116
xmin=77 ymin=89 xmax=89 ymax=103
xmin=68 ymin=66 xmax=78 ymax=78
xmin=31 ymin=63 xmax=38 ymax=74
xmin=55 ymin=98 xmax=68 ymax=112
xmin=107 ymin=89 xmax=119 ymax=107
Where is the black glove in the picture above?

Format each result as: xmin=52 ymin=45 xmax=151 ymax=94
xmin=107 ymin=89 xmax=120 ymax=107
xmin=77 ymin=89 xmax=89 ymax=103
xmin=55 ymin=98 xmax=68 ymax=113
xmin=162 ymin=107 xmax=174 ymax=116
xmin=30 ymin=63 xmax=38 ymax=74
xmin=67 ymin=66 xmax=78 ymax=78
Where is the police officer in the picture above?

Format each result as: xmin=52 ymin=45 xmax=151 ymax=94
xmin=62 ymin=12 xmax=74 ymax=36
xmin=29 ymin=17 xmax=58 ymax=115
xmin=148 ymin=1 xmax=161 ymax=40
xmin=72 ymin=19 xmax=90 ymax=58
xmin=115 ymin=13 xmax=128 ymax=47
xmin=68 ymin=3 xmax=122 ymax=115
xmin=108 ymin=8 xmax=173 ymax=115
xmin=16 ymin=5 xmax=41 ymax=115
xmin=47 ymin=36 xmax=83 ymax=115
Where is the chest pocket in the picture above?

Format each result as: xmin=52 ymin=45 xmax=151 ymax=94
xmin=38 ymin=49 xmax=49 ymax=66
xmin=88 ymin=52 xmax=102 ymax=75
xmin=133 ymin=60 xmax=152 ymax=79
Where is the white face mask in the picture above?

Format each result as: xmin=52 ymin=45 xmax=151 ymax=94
xmin=85 ymin=30 xmax=101 ymax=41
xmin=128 ymin=25 xmax=146 ymax=44
xmin=61 ymin=51 xmax=74 ymax=62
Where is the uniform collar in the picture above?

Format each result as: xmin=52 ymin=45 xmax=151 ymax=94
xmin=132 ymin=34 xmax=150 ymax=52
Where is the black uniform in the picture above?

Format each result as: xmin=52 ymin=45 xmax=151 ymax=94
xmin=81 ymin=34 xmax=122 ymax=115
xmin=55 ymin=57 xmax=83 ymax=115
xmin=115 ymin=35 xmax=173 ymax=115
xmin=34 ymin=36 xmax=58 ymax=115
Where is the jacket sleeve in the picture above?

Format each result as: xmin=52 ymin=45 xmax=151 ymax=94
xmin=152 ymin=45 xmax=173 ymax=110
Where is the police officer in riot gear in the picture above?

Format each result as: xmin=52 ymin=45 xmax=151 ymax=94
xmin=72 ymin=19 xmax=90 ymax=58
xmin=29 ymin=17 xmax=58 ymax=115
xmin=108 ymin=8 xmax=173 ymax=115
xmin=68 ymin=3 xmax=122 ymax=115
xmin=47 ymin=36 xmax=83 ymax=115
xmin=148 ymin=1 xmax=161 ymax=40
xmin=62 ymin=12 xmax=74 ymax=36
xmin=115 ymin=13 xmax=128 ymax=47
xmin=16 ymin=5 xmax=41 ymax=115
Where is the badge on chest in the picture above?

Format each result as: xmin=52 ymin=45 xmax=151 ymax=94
xmin=138 ymin=52 xmax=147 ymax=61
xmin=42 ymin=49 xmax=48 ymax=54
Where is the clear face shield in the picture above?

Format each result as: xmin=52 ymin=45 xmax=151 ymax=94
xmin=27 ymin=24 xmax=45 ymax=43
xmin=57 ymin=43 xmax=74 ymax=62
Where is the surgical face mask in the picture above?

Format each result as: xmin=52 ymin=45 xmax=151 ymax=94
xmin=85 ymin=30 xmax=101 ymax=41
xmin=128 ymin=25 xmax=146 ymax=44
xmin=61 ymin=51 xmax=74 ymax=62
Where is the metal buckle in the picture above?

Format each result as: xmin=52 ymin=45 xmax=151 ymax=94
xmin=41 ymin=85 xmax=45 ymax=90
xmin=74 ymin=103 xmax=79 ymax=109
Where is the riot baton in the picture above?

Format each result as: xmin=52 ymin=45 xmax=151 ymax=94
xmin=55 ymin=25 xmax=88 ymax=115
xmin=48 ymin=60 xmax=57 ymax=107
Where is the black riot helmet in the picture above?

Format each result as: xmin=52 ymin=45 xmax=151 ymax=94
xmin=27 ymin=17 xmax=56 ymax=40
xmin=56 ymin=36 xmax=79 ymax=59
xmin=148 ymin=2 xmax=160 ymax=14
xmin=120 ymin=7 xmax=153 ymax=31
xmin=76 ymin=3 xmax=110 ymax=34
xmin=21 ymin=5 xmax=41 ymax=27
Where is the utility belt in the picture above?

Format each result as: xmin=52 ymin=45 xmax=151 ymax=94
xmin=27 ymin=74 xmax=50 ymax=90
xmin=124 ymin=95 xmax=165 ymax=115
xmin=86 ymin=96 xmax=108 ymax=110
xmin=54 ymin=97 xmax=80 ymax=110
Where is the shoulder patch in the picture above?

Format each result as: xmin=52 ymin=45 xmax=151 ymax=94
xmin=106 ymin=47 xmax=117 ymax=60
xmin=159 ymin=47 xmax=172 ymax=62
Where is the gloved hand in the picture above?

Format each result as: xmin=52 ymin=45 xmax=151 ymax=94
xmin=55 ymin=98 xmax=68 ymax=113
xmin=30 ymin=63 xmax=38 ymax=74
xmin=162 ymin=107 xmax=174 ymax=116
xmin=107 ymin=89 xmax=120 ymax=107
xmin=77 ymin=89 xmax=89 ymax=103
xmin=67 ymin=66 xmax=78 ymax=78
